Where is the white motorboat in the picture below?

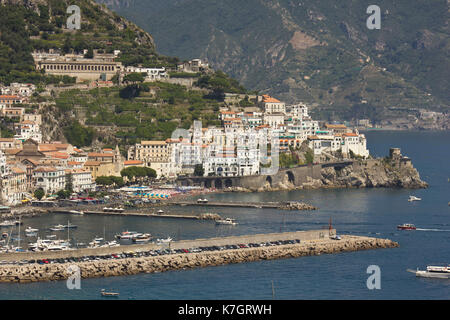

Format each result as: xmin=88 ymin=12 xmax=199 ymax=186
xmin=69 ymin=210 xmax=84 ymax=215
xmin=0 ymin=220 xmax=15 ymax=227
xmin=25 ymin=227 xmax=39 ymax=233
xmin=49 ymin=224 xmax=65 ymax=231
xmin=215 ymin=218 xmax=238 ymax=226
xmin=101 ymin=240 xmax=120 ymax=247
xmin=156 ymin=237 xmax=173 ymax=243
xmin=132 ymin=233 xmax=152 ymax=243
xmin=157 ymin=209 xmax=164 ymax=214
xmin=411 ymin=265 xmax=450 ymax=278
xmin=197 ymin=198 xmax=208 ymax=203
xmin=408 ymin=195 xmax=422 ymax=202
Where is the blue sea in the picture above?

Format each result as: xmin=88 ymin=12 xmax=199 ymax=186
xmin=0 ymin=131 xmax=449 ymax=300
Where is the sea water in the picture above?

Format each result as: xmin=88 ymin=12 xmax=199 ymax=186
xmin=0 ymin=131 xmax=449 ymax=299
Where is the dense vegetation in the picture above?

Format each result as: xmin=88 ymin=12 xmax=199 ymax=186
xmin=54 ymin=82 xmax=222 ymax=147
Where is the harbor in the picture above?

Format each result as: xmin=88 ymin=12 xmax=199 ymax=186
xmin=0 ymin=230 xmax=399 ymax=283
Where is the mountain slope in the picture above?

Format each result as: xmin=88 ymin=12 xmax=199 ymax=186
xmin=98 ymin=0 xmax=450 ymax=123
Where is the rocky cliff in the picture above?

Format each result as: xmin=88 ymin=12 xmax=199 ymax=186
xmin=228 ymin=150 xmax=427 ymax=192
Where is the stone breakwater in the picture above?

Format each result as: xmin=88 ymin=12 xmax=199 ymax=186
xmin=0 ymin=236 xmax=398 ymax=283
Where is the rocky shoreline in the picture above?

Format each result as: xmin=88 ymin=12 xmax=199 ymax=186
xmin=224 ymin=155 xmax=428 ymax=192
xmin=0 ymin=236 xmax=398 ymax=283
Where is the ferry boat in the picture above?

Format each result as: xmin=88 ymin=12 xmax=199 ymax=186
xmin=397 ymin=223 xmax=416 ymax=230
xmin=216 ymin=218 xmax=238 ymax=226
xmin=412 ymin=265 xmax=450 ymax=279
xmin=115 ymin=231 xmax=140 ymax=240
xmin=408 ymin=195 xmax=422 ymax=202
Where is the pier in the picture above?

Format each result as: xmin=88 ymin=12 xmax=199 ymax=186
xmin=0 ymin=230 xmax=399 ymax=283
xmin=171 ymin=201 xmax=280 ymax=209
xmin=50 ymin=209 xmax=216 ymax=220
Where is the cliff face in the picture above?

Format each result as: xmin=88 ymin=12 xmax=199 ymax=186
xmin=228 ymin=151 xmax=427 ymax=192
xmin=320 ymin=159 xmax=428 ymax=189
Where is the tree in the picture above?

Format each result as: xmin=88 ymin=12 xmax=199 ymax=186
xmin=123 ymin=72 xmax=146 ymax=84
xmin=95 ymin=176 xmax=113 ymax=186
xmin=34 ymin=188 xmax=45 ymax=200
xmin=193 ymin=164 xmax=204 ymax=176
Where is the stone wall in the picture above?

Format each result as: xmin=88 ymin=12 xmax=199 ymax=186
xmin=0 ymin=235 xmax=399 ymax=283
xmin=0 ymin=229 xmax=335 ymax=262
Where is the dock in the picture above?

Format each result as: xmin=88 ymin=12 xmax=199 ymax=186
xmin=50 ymin=209 xmax=216 ymax=220
xmin=0 ymin=229 xmax=399 ymax=283
xmin=171 ymin=201 xmax=280 ymax=208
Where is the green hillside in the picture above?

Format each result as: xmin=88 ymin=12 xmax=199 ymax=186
xmin=98 ymin=0 xmax=449 ymax=123
xmin=0 ymin=0 xmax=249 ymax=147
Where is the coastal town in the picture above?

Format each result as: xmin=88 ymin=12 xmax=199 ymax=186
xmin=0 ymin=49 xmax=373 ymax=206
xmin=0 ymin=1 xmax=445 ymax=301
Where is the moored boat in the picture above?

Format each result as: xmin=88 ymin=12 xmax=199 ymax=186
xmin=101 ymin=289 xmax=119 ymax=297
xmin=216 ymin=218 xmax=238 ymax=225
xmin=408 ymin=195 xmax=422 ymax=202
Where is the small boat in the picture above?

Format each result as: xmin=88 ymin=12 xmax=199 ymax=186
xmin=0 ymin=221 xmax=15 ymax=227
xmin=46 ymin=234 xmax=57 ymax=239
xmin=69 ymin=210 xmax=84 ymax=215
xmin=408 ymin=195 xmax=422 ymax=202
xmin=132 ymin=233 xmax=152 ymax=243
xmin=409 ymin=265 xmax=450 ymax=279
xmin=25 ymin=231 xmax=37 ymax=237
xmin=156 ymin=237 xmax=173 ymax=243
xmin=216 ymin=218 xmax=238 ymax=226
xmin=1 ymin=232 xmax=8 ymax=238
xmin=63 ymin=222 xmax=78 ymax=229
xmin=49 ymin=224 xmax=65 ymax=231
xmin=101 ymin=289 xmax=119 ymax=297
xmin=25 ymin=227 xmax=39 ymax=233
xmin=156 ymin=209 xmax=164 ymax=214
xmin=397 ymin=223 xmax=416 ymax=230
xmin=197 ymin=198 xmax=208 ymax=203
xmin=103 ymin=207 xmax=124 ymax=213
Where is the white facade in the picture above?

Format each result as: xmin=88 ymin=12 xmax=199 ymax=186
xmin=33 ymin=167 xmax=66 ymax=194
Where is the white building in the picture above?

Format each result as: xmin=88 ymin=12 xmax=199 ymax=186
xmin=67 ymin=168 xmax=95 ymax=192
xmin=261 ymin=95 xmax=286 ymax=114
xmin=33 ymin=167 xmax=66 ymax=194
xmin=125 ymin=66 xmax=168 ymax=81
xmin=14 ymin=120 xmax=42 ymax=143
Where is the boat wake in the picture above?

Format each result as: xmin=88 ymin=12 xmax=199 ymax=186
xmin=415 ymin=228 xmax=450 ymax=232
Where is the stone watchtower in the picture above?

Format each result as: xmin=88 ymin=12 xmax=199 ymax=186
xmin=389 ymin=148 xmax=402 ymax=160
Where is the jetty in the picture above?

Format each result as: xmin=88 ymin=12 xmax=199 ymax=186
xmin=50 ymin=209 xmax=220 ymax=220
xmin=0 ymin=229 xmax=399 ymax=283
xmin=170 ymin=201 xmax=317 ymax=210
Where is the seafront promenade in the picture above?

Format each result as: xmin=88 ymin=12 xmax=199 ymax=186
xmin=0 ymin=230 xmax=399 ymax=283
